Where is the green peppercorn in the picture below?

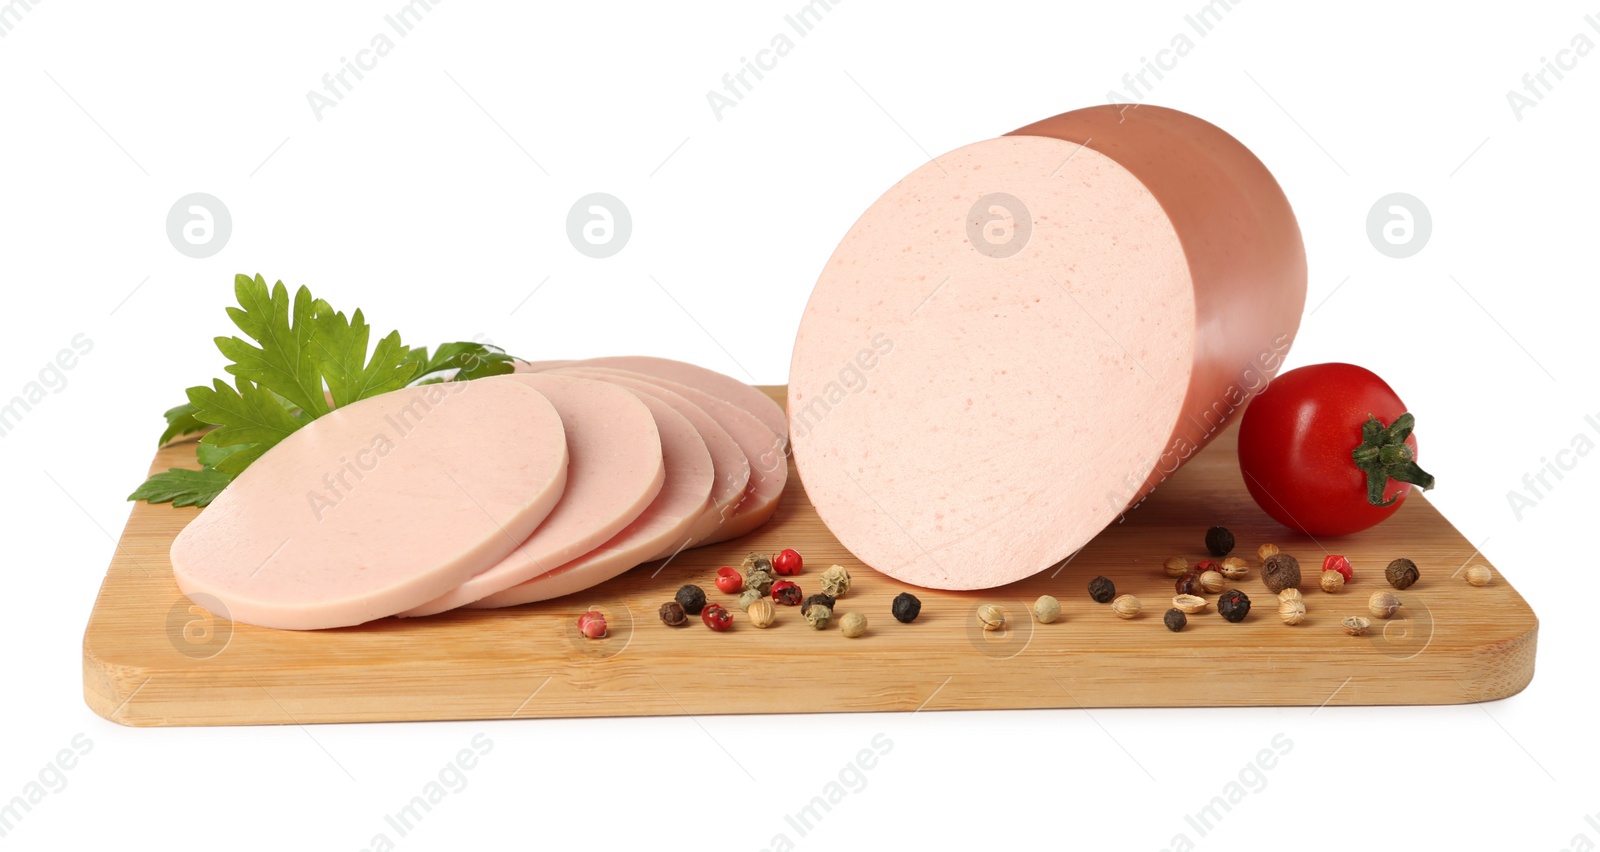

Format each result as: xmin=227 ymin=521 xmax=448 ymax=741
xmin=1261 ymin=554 xmax=1301 ymax=593
xmin=1205 ymin=525 xmax=1235 ymax=557
xmin=1164 ymin=608 xmax=1187 ymax=632
xmin=675 ymin=584 xmax=707 ymax=615
xmin=1385 ymin=558 xmax=1420 ymax=590
xmin=736 ymin=588 xmax=764 ymax=611
xmin=801 ymin=593 xmax=836 ymax=616
xmin=745 ymin=567 xmax=777 ymax=595
xmin=891 ymin=592 xmax=921 ymax=623
xmin=1217 ymin=589 xmax=1251 ymax=623
xmin=805 ymin=603 xmax=833 ymax=630
xmin=1088 ymin=575 xmax=1116 ymax=603
xmin=658 ymin=601 xmax=688 ymax=627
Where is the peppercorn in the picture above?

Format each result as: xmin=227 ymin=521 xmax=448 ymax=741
xmin=771 ymin=580 xmax=802 ymax=606
xmin=819 ymin=564 xmax=852 ymax=597
xmin=658 ymin=600 xmax=688 ymax=627
xmin=1322 ymin=554 xmax=1354 ymax=583
xmin=1199 ymin=570 xmax=1225 ymax=594
xmin=745 ymin=567 xmax=777 ymax=595
xmin=839 ymin=611 xmax=867 ymax=638
xmin=1111 ymin=595 xmax=1142 ymax=619
xmin=1217 ymin=589 xmax=1251 ymax=622
xmin=675 ymin=584 xmax=707 ymax=615
xmin=746 ymin=597 xmax=776 ymax=628
xmin=977 ymin=604 xmax=1007 ymax=631
xmin=1164 ymin=608 xmax=1187 ymax=632
xmin=1261 ymin=554 xmax=1301 ymax=594
xmin=1465 ymin=565 xmax=1492 ymax=586
xmin=702 ymin=603 xmax=732 ymax=631
xmin=1257 ymin=543 xmax=1280 ymax=562
xmin=741 ymin=551 xmax=774 ymax=575
xmin=1219 ymin=557 xmax=1249 ymax=580
xmin=1175 ymin=571 xmax=1205 ymax=596
xmin=1032 ymin=595 xmax=1061 ymax=624
xmin=1342 ymin=615 xmax=1371 ymax=636
xmin=736 ymin=588 xmax=764 ymax=610
xmin=1368 ymin=591 xmax=1401 ymax=619
xmin=801 ymin=592 xmax=836 ymax=616
xmin=715 ymin=566 xmax=744 ymax=594
xmin=1278 ymin=598 xmax=1306 ymax=625
xmin=577 ymin=610 xmax=607 ymax=639
xmin=773 ymin=548 xmax=803 ymax=576
xmin=1088 ymin=575 xmax=1117 ymax=603
xmin=891 ymin=592 xmax=921 ymax=623
xmin=1385 ymin=558 xmax=1419 ymax=590
xmin=1319 ymin=570 xmax=1345 ymax=594
xmin=1205 ymin=525 xmax=1235 ymax=557
xmin=805 ymin=603 xmax=832 ymax=630
xmin=1163 ymin=556 xmax=1190 ymax=578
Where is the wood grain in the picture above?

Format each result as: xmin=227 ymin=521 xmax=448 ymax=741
xmin=82 ymin=387 xmax=1537 ymax=726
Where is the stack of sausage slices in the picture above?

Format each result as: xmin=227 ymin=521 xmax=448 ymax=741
xmin=170 ymin=357 xmax=787 ymax=629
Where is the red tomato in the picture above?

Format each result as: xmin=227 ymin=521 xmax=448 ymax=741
xmin=1238 ymin=363 xmax=1434 ymax=536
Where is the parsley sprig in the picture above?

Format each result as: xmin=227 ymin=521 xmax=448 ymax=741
xmin=129 ymin=274 xmax=516 ymax=508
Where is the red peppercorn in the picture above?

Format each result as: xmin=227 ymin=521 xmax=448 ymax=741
xmin=1195 ymin=559 xmax=1219 ymax=573
xmin=714 ymin=566 xmax=743 ymax=594
xmin=1323 ymin=554 xmax=1354 ymax=582
xmin=773 ymin=548 xmax=803 ymax=576
xmin=577 ymin=610 xmax=607 ymax=639
xmin=771 ymin=579 xmax=802 ymax=606
xmin=701 ymin=603 xmax=732 ymax=631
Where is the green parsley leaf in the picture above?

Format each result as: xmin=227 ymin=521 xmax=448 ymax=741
xmin=408 ymin=341 xmax=517 ymax=383
xmin=311 ymin=307 xmax=417 ymax=408
xmin=187 ymin=377 xmax=306 ymax=475
xmin=158 ymin=402 xmax=207 ymax=446
xmin=215 ymin=274 xmax=331 ymax=419
xmin=127 ymin=466 xmax=233 ymax=508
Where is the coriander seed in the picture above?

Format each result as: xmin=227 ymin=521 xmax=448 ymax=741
xmin=1257 ymin=543 xmax=1280 ymax=562
xmin=658 ymin=601 xmax=688 ymax=627
xmin=1175 ymin=571 xmax=1205 ymax=596
xmin=1277 ymin=588 xmax=1303 ymax=605
xmin=1465 ymin=565 xmax=1492 ymax=586
xmin=1368 ymin=591 xmax=1401 ymax=619
xmin=839 ymin=611 xmax=867 ymax=638
xmin=1172 ymin=594 xmax=1208 ymax=614
xmin=1164 ymin=608 xmax=1187 ymax=632
xmin=1261 ymin=553 xmax=1301 ymax=593
xmin=1278 ymin=597 xmax=1307 ymax=625
xmin=820 ymin=564 xmax=852 ymax=597
xmin=1032 ymin=595 xmax=1061 ymax=624
xmin=1205 ymin=525 xmax=1235 ymax=557
xmin=746 ymin=598 xmax=776 ymax=628
xmin=1219 ymin=557 xmax=1249 ymax=580
xmin=1217 ymin=590 xmax=1251 ymax=623
xmin=1385 ymin=558 xmax=1420 ymax=590
xmin=1200 ymin=570 xmax=1226 ymax=594
xmin=891 ymin=592 xmax=921 ymax=623
xmin=1342 ymin=615 xmax=1371 ymax=636
xmin=977 ymin=604 xmax=1007 ymax=631
xmin=1111 ymin=595 xmax=1142 ymax=619
xmin=1163 ymin=556 xmax=1190 ymax=578
xmin=1088 ymin=575 xmax=1116 ymax=603
xmin=1319 ymin=571 xmax=1345 ymax=593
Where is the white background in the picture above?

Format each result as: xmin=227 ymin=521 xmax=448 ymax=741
xmin=2 ymin=0 xmax=1597 ymax=849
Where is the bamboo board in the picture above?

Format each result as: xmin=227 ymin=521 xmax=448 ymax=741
xmin=83 ymin=387 xmax=1536 ymax=726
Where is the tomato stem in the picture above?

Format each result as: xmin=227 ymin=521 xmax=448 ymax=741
xmin=1351 ymin=413 xmax=1436 ymax=507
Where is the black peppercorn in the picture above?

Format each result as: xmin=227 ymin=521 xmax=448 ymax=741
xmin=1164 ymin=608 xmax=1187 ymax=632
xmin=1088 ymin=575 xmax=1116 ymax=603
xmin=1385 ymin=558 xmax=1419 ymax=590
xmin=675 ymin=584 xmax=707 ymax=615
xmin=658 ymin=601 xmax=687 ymax=627
xmin=891 ymin=592 xmax=921 ymax=623
xmin=1205 ymin=525 xmax=1235 ymax=557
xmin=1217 ymin=589 xmax=1251 ymax=622
xmin=1174 ymin=571 xmax=1205 ymax=596
xmin=801 ymin=593 xmax=836 ymax=616
xmin=1261 ymin=553 xmax=1301 ymax=593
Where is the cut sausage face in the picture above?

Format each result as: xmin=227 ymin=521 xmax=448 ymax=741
xmin=789 ymin=105 xmax=1305 ymax=590
xmin=171 ymin=380 xmax=569 ymax=629
xmin=468 ymin=392 xmax=715 ymax=608
xmin=401 ymin=373 xmax=664 ymax=615
xmin=552 ymin=367 xmax=786 ymax=543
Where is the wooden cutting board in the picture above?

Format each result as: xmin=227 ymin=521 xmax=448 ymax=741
xmin=83 ymin=387 xmax=1536 ymax=726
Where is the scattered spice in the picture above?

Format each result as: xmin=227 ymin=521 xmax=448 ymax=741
xmin=773 ymin=548 xmax=804 ymax=576
xmin=1164 ymin=608 xmax=1187 ymax=632
xmin=1278 ymin=588 xmax=1304 ymax=605
xmin=977 ymin=604 xmax=1007 ymax=631
xmin=657 ymin=601 xmax=688 ymax=627
xmin=1322 ymin=554 xmax=1354 ymax=583
xmin=1278 ymin=597 xmax=1307 ymax=625
xmin=746 ymin=598 xmax=776 ymax=628
xmin=577 ymin=610 xmax=607 ymax=639
xmin=1032 ymin=595 xmax=1061 ymax=624
xmin=741 ymin=551 xmax=774 ymax=574
xmin=1172 ymin=594 xmax=1209 ymax=614
xmin=1199 ymin=570 xmax=1226 ymax=594
xmin=1342 ymin=615 xmax=1371 ymax=636
xmin=745 ymin=567 xmax=777 ymax=595
xmin=1319 ymin=570 xmax=1345 ymax=593
xmin=1257 ymin=543 xmax=1281 ymax=562
xmin=771 ymin=580 xmax=802 ymax=606
xmin=1111 ymin=595 xmax=1142 ymax=619
xmin=801 ymin=593 xmax=836 ymax=616
xmin=1175 ymin=571 xmax=1205 ymax=596
xmin=1219 ymin=557 xmax=1249 ymax=580
xmin=1465 ymin=565 xmax=1493 ymax=587
xmin=1205 ymin=525 xmax=1236 ymax=557
xmin=839 ymin=611 xmax=867 ymax=638
xmin=1163 ymin=556 xmax=1190 ymax=578
xmin=1218 ymin=590 xmax=1251 ymax=622
xmin=1261 ymin=553 xmax=1302 ymax=593
xmin=805 ymin=602 xmax=833 ymax=630
xmin=714 ymin=566 xmax=743 ymax=595
xmin=736 ymin=588 xmax=764 ymax=610
xmin=701 ymin=603 xmax=733 ymax=631
xmin=675 ymin=584 xmax=707 ymax=615
xmin=819 ymin=564 xmax=852 ymax=597
xmin=1368 ymin=591 xmax=1401 ymax=619
xmin=1088 ymin=575 xmax=1117 ymax=603
xmin=1385 ymin=558 xmax=1419 ymax=590
xmin=892 ymin=592 xmax=922 ymax=623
